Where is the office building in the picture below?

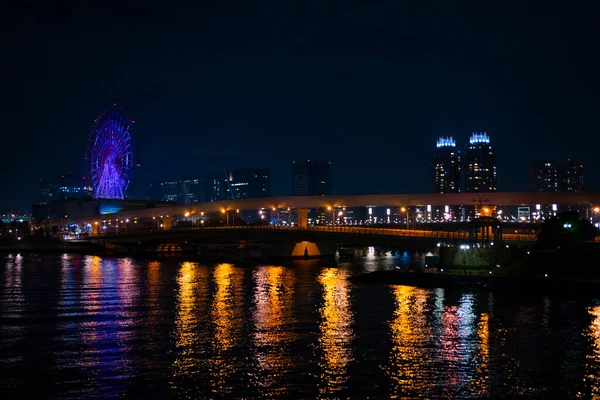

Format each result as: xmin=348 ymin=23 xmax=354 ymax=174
xmin=148 ymin=168 xmax=228 ymax=205
xmin=225 ymin=168 xmax=271 ymax=199
xmin=292 ymin=160 xmax=332 ymax=196
xmin=39 ymin=173 xmax=91 ymax=202
xmin=464 ymin=132 xmax=497 ymax=193
xmin=158 ymin=180 xmax=181 ymax=203
xmin=432 ymin=137 xmax=461 ymax=194
xmin=560 ymin=158 xmax=584 ymax=192
xmin=529 ymin=161 xmax=559 ymax=192
xmin=184 ymin=169 xmax=227 ymax=203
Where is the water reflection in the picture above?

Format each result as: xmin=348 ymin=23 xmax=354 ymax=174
xmin=1 ymin=254 xmax=599 ymax=398
xmin=252 ymin=266 xmax=296 ymax=396
xmin=1 ymin=254 xmax=24 ymax=340
xmin=145 ymin=261 xmax=162 ymax=332
xmin=473 ymin=312 xmax=490 ymax=396
xmin=438 ymin=293 xmax=482 ymax=397
xmin=0 ymin=253 xmax=24 ymax=374
xmin=386 ymin=285 xmax=431 ymax=398
xmin=585 ymin=305 xmax=600 ymax=397
xmin=317 ymin=267 xmax=354 ymax=396
xmin=209 ymin=263 xmax=244 ymax=395
xmin=386 ymin=287 xmax=488 ymax=398
xmin=171 ymin=262 xmax=211 ymax=396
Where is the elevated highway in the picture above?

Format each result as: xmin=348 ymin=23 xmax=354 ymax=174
xmin=71 ymin=191 xmax=599 ymax=226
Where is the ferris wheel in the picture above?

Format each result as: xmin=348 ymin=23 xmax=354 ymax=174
xmin=84 ymin=105 xmax=135 ymax=199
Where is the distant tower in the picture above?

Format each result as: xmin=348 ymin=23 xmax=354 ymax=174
xmin=560 ymin=158 xmax=584 ymax=191
xmin=464 ymin=132 xmax=497 ymax=193
xmin=292 ymin=160 xmax=332 ymax=196
xmin=529 ymin=161 xmax=558 ymax=192
xmin=432 ymin=137 xmax=461 ymax=193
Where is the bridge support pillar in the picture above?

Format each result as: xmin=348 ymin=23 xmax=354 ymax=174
xmin=92 ymin=223 xmax=99 ymax=235
xmin=265 ymin=241 xmax=337 ymax=258
xmin=296 ymin=208 xmax=310 ymax=228
xmin=162 ymin=216 xmax=174 ymax=230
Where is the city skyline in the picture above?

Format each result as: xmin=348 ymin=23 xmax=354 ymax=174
xmin=3 ymin=2 xmax=597 ymax=211
xmin=21 ymin=125 xmax=591 ymax=215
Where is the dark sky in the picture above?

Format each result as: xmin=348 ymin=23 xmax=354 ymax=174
xmin=2 ymin=1 xmax=598 ymax=212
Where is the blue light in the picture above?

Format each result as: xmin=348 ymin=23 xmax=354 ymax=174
xmin=469 ymin=132 xmax=490 ymax=144
xmin=436 ymin=136 xmax=456 ymax=148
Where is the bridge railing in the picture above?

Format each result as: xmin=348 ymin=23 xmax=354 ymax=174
xmin=86 ymin=224 xmax=539 ymax=241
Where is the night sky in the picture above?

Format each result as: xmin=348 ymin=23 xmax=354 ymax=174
xmin=2 ymin=1 xmax=598 ymax=212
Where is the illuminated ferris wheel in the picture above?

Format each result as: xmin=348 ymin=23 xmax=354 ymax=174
xmin=84 ymin=105 xmax=135 ymax=199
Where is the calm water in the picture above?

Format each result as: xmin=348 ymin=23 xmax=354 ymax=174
xmin=1 ymin=253 xmax=600 ymax=399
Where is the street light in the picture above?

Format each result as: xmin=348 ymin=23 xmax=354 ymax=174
xmin=221 ymin=209 xmax=228 ymax=226
xmin=401 ymin=207 xmax=409 ymax=230
xmin=327 ymin=206 xmax=334 ymax=225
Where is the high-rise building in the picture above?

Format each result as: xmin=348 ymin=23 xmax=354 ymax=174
xmin=529 ymin=161 xmax=558 ymax=192
xmin=225 ymin=168 xmax=271 ymax=199
xmin=148 ymin=168 xmax=228 ymax=204
xmin=560 ymin=158 xmax=584 ymax=192
xmin=39 ymin=173 xmax=91 ymax=202
xmin=432 ymin=137 xmax=461 ymax=194
xmin=464 ymin=132 xmax=497 ymax=193
xmin=184 ymin=169 xmax=227 ymax=203
xmin=158 ymin=180 xmax=181 ymax=203
xmin=292 ymin=160 xmax=332 ymax=196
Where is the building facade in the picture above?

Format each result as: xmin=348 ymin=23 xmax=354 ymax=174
xmin=529 ymin=161 xmax=559 ymax=192
xmin=464 ymin=132 xmax=497 ymax=193
xmin=147 ymin=168 xmax=228 ymax=205
xmin=292 ymin=160 xmax=332 ymax=196
xmin=40 ymin=173 xmax=91 ymax=202
xmin=225 ymin=168 xmax=271 ymax=199
xmin=432 ymin=137 xmax=461 ymax=194
xmin=560 ymin=158 xmax=584 ymax=192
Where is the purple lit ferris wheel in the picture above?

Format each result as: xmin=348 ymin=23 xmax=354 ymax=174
xmin=85 ymin=105 xmax=135 ymax=199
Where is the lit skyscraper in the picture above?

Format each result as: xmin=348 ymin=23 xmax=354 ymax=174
xmin=560 ymin=158 xmax=584 ymax=191
xmin=292 ymin=160 xmax=332 ymax=196
xmin=148 ymin=168 xmax=226 ymax=204
xmin=529 ymin=161 xmax=558 ymax=192
xmin=225 ymin=168 xmax=271 ymax=199
xmin=432 ymin=137 xmax=461 ymax=193
xmin=39 ymin=173 xmax=91 ymax=202
xmin=464 ymin=132 xmax=497 ymax=193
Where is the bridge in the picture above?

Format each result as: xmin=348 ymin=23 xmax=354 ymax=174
xmin=71 ymin=225 xmax=539 ymax=258
xmin=64 ymin=191 xmax=597 ymax=257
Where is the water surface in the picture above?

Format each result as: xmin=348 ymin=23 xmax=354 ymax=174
xmin=1 ymin=253 xmax=599 ymax=399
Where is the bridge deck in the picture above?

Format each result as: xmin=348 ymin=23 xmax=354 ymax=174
xmin=75 ymin=225 xmax=538 ymax=242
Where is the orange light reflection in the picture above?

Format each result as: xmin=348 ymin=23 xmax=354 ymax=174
xmin=316 ymin=268 xmax=354 ymax=396
xmin=252 ymin=266 xmax=296 ymax=396
xmin=209 ymin=263 xmax=243 ymax=396
xmin=585 ymin=306 xmax=600 ymax=396
xmin=386 ymin=285 xmax=430 ymax=398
